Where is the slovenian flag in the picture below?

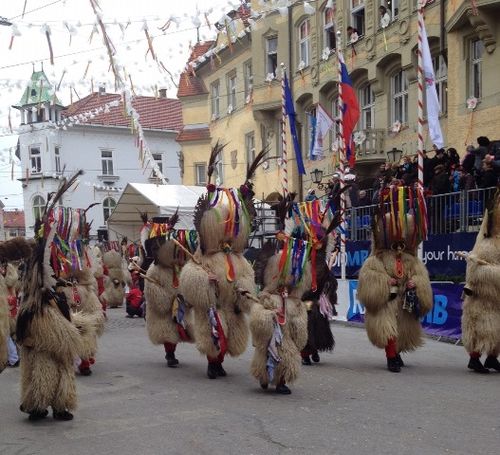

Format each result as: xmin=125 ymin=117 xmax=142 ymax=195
xmin=339 ymin=57 xmax=360 ymax=167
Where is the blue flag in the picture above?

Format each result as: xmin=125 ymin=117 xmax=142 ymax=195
xmin=283 ymin=73 xmax=306 ymax=175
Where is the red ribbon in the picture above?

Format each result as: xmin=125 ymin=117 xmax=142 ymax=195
xmin=225 ymin=254 xmax=235 ymax=282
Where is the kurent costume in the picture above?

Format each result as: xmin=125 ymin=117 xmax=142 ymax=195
xmin=249 ymin=195 xmax=338 ymax=393
xmin=179 ymin=143 xmax=262 ymax=379
xmin=461 ymin=189 xmax=500 ymax=373
xmin=58 ymin=267 xmax=105 ymax=376
xmin=357 ymin=186 xmax=433 ymax=372
xmin=4 ymin=263 xmax=20 ymax=367
xmin=16 ymin=172 xmax=93 ymax=421
xmin=101 ymin=250 xmax=126 ymax=308
xmin=143 ymin=214 xmax=197 ymax=367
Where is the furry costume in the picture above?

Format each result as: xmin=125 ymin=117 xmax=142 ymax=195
xmin=250 ymin=248 xmax=310 ymax=394
xmin=0 ymin=275 xmax=8 ymax=372
xmin=461 ymin=190 xmax=500 ymax=373
xmin=5 ymin=263 xmax=20 ymax=336
xmin=357 ymin=187 xmax=433 ymax=373
xmin=16 ymin=172 xmax=87 ymax=421
xmin=143 ymin=215 xmax=195 ymax=367
xmin=58 ymin=267 xmax=105 ymax=376
xmin=179 ymin=143 xmax=263 ymax=379
xmin=101 ymin=250 xmax=126 ymax=308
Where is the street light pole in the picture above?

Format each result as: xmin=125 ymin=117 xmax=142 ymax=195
xmin=0 ymin=16 xmax=13 ymax=26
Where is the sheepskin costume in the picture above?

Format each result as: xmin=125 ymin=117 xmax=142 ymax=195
xmin=250 ymin=240 xmax=310 ymax=394
xmin=179 ymin=142 xmax=264 ymax=379
xmin=143 ymin=215 xmax=197 ymax=367
xmin=57 ymin=266 xmax=105 ymax=376
xmin=357 ymin=186 xmax=433 ymax=373
xmin=101 ymin=250 xmax=126 ymax=308
xmin=16 ymin=172 xmax=85 ymax=421
xmin=0 ymin=275 xmax=8 ymax=372
xmin=461 ymin=189 xmax=500 ymax=373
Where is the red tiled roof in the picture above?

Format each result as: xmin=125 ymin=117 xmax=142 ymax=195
xmin=176 ymin=41 xmax=214 ymax=98
xmin=63 ymin=93 xmax=183 ymax=131
xmin=3 ymin=210 xmax=25 ymax=228
xmin=176 ymin=127 xmax=211 ymax=142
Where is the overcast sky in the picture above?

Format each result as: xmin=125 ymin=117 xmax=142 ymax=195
xmin=0 ymin=0 xmax=237 ymax=209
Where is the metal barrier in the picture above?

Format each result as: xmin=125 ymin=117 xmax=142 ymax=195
xmin=347 ymin=186 xmax=496 ymax=239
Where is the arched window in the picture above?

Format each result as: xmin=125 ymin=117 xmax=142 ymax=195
xmin=102 ymin=197 xmax=116 ymax=222
xmin=298 ymin=19 xmax=311 ymax=68
xmin=32 ymin=195 xmax=46 ymax=221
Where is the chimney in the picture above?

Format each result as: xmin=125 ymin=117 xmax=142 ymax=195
xmin=159 ymin=88 xmax=167 ymax=98
xmin=98 ymin=85 xmax=106 ymax=95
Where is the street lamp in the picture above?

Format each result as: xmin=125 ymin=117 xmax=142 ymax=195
xmin=0 ymin=16 xmax=12 ymax=26
xmin=387 ymin=147 xmax=402 ymax=163
xmin=310 ymin=168 xmax=324 ymax=185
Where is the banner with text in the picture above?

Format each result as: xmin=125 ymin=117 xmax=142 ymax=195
xmin=331 ymin=233 xmax=476 ymax=278
xmin=345 ymin=280 xmax=464 ymax=339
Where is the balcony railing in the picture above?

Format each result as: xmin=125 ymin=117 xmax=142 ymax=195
xmin=355 ymin=128 xmax=386 ymax=162
xmin=345 ymin=187 xmax=497 ymax=241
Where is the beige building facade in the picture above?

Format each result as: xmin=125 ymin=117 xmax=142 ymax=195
xmin=178 ymin=0 xmax=500 ymax=197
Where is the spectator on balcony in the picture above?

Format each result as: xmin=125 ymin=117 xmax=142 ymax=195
xmin=430 ymin=164 xmax=451 ymax=195
xmin=446 ymin=148 xmax=460 ymax=168
xmin=399 ymin=155 xmax=417 ymax=186
xmin=473 ymin=136 xmax=491 ymax=174
xmin=462 ymin=145 xmax=476 ymax=175
xmin=477 ymin=157 xmax=498 ymax=189
xmin=449 ymin=165 xmax=462 ymax=192
xmin=379 ymin=6 xmax=391 ymax=28
xmin=358 ymin=190 xmax=371 ymax=207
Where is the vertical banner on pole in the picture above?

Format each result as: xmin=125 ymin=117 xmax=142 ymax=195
xmin=280 ymin=64 xmax=289 ymax=196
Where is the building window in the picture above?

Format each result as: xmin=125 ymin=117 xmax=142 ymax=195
xmin=329 ymin=98 xmax=340 ymax=151
xmin=102 ymin=197 xmax=116 ymax=222
xmin=433 ymin=55 xmax=448 ymax=114
xmin=298 ymin=19 xmax=311 ymax=68
xmin=388 ymin=0 xmax=399 ymax=19
xmin=351 ymin=0 xmax=365 ymax=36
xmin=195 ymin=163 xmax=207 ymax=186
xmin=151 ymin=153 xmax=163 ymax=178
xmin=227 ymin=73 xmax=237 ymax=111
xmin=359 ymin=84 xmax=375 ymax=129
xmin=32 ymin=195 xmax=45 ymax=221
xmin=211 ymin=80 xmax=220 ymax=119
xmin=323 ymin=6 xmax=336 ymax=52
xmin=244 ymin=60 xmax=253 ymax=102
xmin=215 ymin=152 xmax=224 ymax=185
xmin=245 ymin=132 xmax=255 ymax=164
xmin=266 ymin=36 xmax=278 ymax=78
xmin=470 ymin=39 xmax=484 ymax=99
xmin=101 ymin=150 xmax=114 ymax=176
xmin=54 ymin=146 xmax=61 ymax=174
xmin=391 ymin=69 xmax=409 ymax=124
xmin=29 ymin=146 xmax=41 ymax=174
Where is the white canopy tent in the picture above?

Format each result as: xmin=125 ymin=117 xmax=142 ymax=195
xmin=106 ymin=183 xmax=206 ymax=242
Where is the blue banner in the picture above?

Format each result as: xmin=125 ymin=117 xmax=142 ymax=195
xmin=332 ymin=233 xmax=476 ymax=278
xmin=346 ymin=281 xmax=463 ymax=339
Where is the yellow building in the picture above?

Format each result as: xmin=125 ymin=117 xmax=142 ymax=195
xmin=178 ymin=0 xmax=500 ymax=197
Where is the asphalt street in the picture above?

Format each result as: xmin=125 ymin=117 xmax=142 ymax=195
xmin=0 ymin=309 xmax=498 ymax=455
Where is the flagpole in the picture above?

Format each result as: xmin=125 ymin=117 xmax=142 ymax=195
xmin=417 ymin=2 xmax=425 ymax=260
xmin=336 ymin=30 xmax=346 ymax=281
xmin=280 ymin=63 xmax=289 ymax=196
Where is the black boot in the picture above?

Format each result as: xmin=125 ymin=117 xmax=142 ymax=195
xmin=165 ymin=352 xmax=179 ymax=368
xmin=484 ymin=356 xmax=500 ymax=372
xmin=207 ymin=362 xmax=218 ymax=379
xmin=387 ymin=357 xmax=401 ymax=373
xmin=468 ymin=356 xmax=490 ymax=374
xmin=395 ymin=353 xmax=405 ymax=367
xmin=215 ymin=363 xmax=226 ymax=377
xmin=53 ymin=410 xmax=74 ymax=421
xmin=275 ymin=383 xmax=292 ymax=394
xmin=302 ymin=356 xmax=312 ymax=366
xmin=260 ymin=382 xmax=268 ymax=390
xmin=311 ymin=352 xmax=320 ymax=363
xmin=28 ymin=409 xmax=48 ymax=421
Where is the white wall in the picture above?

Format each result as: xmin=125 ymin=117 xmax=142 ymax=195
xmin=18 ymin=123 xmax=181 ymax=237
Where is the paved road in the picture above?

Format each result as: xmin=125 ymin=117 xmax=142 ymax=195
xmin=0 ymin=309 xmax=498 ymax=455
